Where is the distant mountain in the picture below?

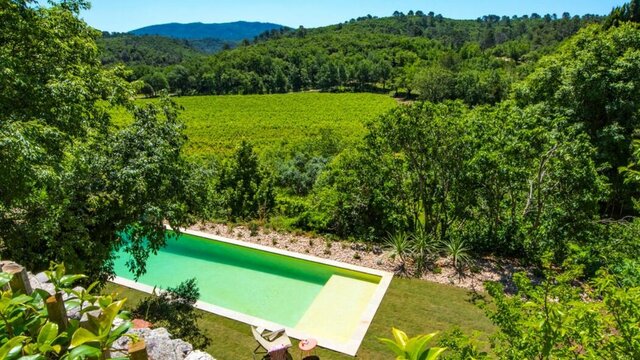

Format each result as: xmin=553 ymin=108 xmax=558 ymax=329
xmin=129 ymin=21 xmax=287 ymax=41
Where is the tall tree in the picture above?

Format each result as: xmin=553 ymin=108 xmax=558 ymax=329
xmin=514 ymin=23 xmax=640 ymax=217
xmin=0 ymin=0 xmax=198 ymax=281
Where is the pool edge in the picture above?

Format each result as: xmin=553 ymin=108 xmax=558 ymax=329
xmin=114 ymin=227 xmax=393 ymax=356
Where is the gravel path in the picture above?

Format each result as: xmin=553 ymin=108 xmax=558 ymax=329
xmin=189 ymin=223 xmax=528 ymax=292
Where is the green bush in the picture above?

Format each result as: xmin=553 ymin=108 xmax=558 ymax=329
xmin=0 ymin=263 xmax=133 ymax=359
xmin=133 ymin=278 xmax=210 ymax=350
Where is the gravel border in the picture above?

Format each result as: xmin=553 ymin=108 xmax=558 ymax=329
xmin=188 ymin=223 xmax=529 ymax=292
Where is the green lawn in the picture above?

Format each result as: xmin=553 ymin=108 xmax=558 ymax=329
xmin=113 ymin=93 xmax=398 ymax=158
xmin=105 ymin=277 xmax=494 ymax=360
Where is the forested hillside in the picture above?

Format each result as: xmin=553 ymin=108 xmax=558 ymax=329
xmin=100 ymin=11 xmax=603 ymax=102
xmin=98 ymin=33 xmax=205 ymax=66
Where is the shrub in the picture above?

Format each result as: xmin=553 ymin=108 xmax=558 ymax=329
xmin=0 ymin=263 xmax=133 ymax=359
xmin=133 ymin=278 xmax=210 ymax=349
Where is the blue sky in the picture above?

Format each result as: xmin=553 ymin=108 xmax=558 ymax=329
xmin=82 ymin=0 xmax=627 ymax=32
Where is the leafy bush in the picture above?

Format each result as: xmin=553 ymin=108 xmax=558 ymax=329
xmin=379 ymin=328 xmax=446 ymax=360
xmin=133 ymin=278 xmax=210 ymax=349
xmin=480 ymin=263 xmax=640 ymax=359
xmin=0 ymin=263 xmax=134 ymax=359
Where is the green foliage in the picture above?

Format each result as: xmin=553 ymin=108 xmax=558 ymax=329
xmin=437 ymin=328 xmax=488 ymax=360
xmin=132 ymin=278 xmax=210 ymax=349
xmin=441 ymin=238 xmax=472 ymax=273
xmin=102 ymin=11 xmax=601 ymax=99
xmin=411 ymin=227 xmax=439 ymax=275
xmin=314 ymin=99 xmax=607 ymax=269
xmin=0 ymin=263 xmax=133 ymax=360
xmin=215 ymin=141 xmax=275 ymax=221
xmin=379 ymin=327 xmax=446 ymax=360
xmin=480 ymin=264 xmax=640 ymax=359
xmin=514 ymin=23 xmax=640 ymax=216
xmin=98 ymin=33 xmax=204 ymax=67
xmin=0 ymin=0 xmax=201 ymax=281
xmin=606 ymin=0 xmax=640 ymax=28
xmin=386 ymin=232 xmax=412 ymax=273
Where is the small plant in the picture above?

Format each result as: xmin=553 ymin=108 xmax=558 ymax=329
xmin=411 ymin=228 xmax=439 ymax=276
xmin=433 ymin=266 xmax=443 ymax=275
xmin=248 ymin=221 xmax=259 ymax=237
xmin=323 ymin=249 xmax=332 ymax=255
xmin=353 ymin=253 xmax=361 ymax=260
xmin=272 ymin=239 xmax=278 ymax=246
xmin=45 ymin=262 xmax=88 ymax=293
xmin=470 ymin=264 xmax=482 ymax=274
xmin=386 ymin=232 xmax=412 ymax=274
xmin=379 ymin=327 xmax=446 ymax=360
xmin=309 ymin=239 xmax=315 ymax=247
xmin=442 ymin=237 xmax=472 ymax=273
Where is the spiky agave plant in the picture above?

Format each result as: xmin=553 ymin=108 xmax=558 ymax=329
xmin=386 ymin=232 xmax=412 ymax=274
xmin=411 ymin=227 xmax=439 ymax=275
xmin=442 ymin=237 xmax=472 ymax=273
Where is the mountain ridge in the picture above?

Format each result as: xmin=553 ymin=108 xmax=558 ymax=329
xmin=129 ymin=21 xmax=287 ymax=41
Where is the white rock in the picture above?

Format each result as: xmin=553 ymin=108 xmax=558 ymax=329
xmin=185 ymin=350 xmax=216 ymax=360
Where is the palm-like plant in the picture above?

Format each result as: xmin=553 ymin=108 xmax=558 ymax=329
xmin=411 ymin=228 xmax=438 ymax=275
xmin=441 ymin=237 xmax=472 ymax=273
xmin=386 ymin=232 xmax=412 ymax=273
xmin=379 ymin=327 xmax=446 ymax=360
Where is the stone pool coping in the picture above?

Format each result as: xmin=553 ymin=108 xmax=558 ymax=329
xmin=113 ymin=227 xmax=393 ymax=357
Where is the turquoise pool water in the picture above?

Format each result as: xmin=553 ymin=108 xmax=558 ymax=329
xmin=114 ymin=233 xmax=380 ymax=327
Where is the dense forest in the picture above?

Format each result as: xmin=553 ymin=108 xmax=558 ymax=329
xmin=2 ymin=0 xmax=640 ymax=358
xmin=100 ymin=11 xmax=604 ymax=105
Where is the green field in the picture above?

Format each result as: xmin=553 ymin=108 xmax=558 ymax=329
xmin=115 ymin=93 xmax=397 ymax=158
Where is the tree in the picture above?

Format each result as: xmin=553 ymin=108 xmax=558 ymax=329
xmin=514 ymin=23 xmax=640 ymax=216
xmin=215 ymin=141 xmax=275 ymax=221
xmin=605 ymin=0 xmax=640 ymax=28
xmin=412 ymin=66 xmax=455 ymax=102
xmin=0 ymin=0 xmax=199 ymax=281
xmin=167 ymin=65 xmax=192 ymax=95
xmin=370 ymin=102 xmax=472 ymax=241
xmin=144 ymin=72 xmax=169 ymax=94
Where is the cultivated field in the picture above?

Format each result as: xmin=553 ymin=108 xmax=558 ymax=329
xmin=114 ymin=93 xmax=397 ymax=158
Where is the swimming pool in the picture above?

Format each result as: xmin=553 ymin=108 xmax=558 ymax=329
xmin=113 ymin=229 xmax=392 ymax=356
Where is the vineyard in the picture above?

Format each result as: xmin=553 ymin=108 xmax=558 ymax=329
xmin=114 ymin=93 xmax=397 ymax=158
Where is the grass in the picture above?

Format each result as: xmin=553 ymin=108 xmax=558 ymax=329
xmin=104 ymin=277 xmax=495 ymax=360
xmin=112 ymin=93 xmax=397 ymax=158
